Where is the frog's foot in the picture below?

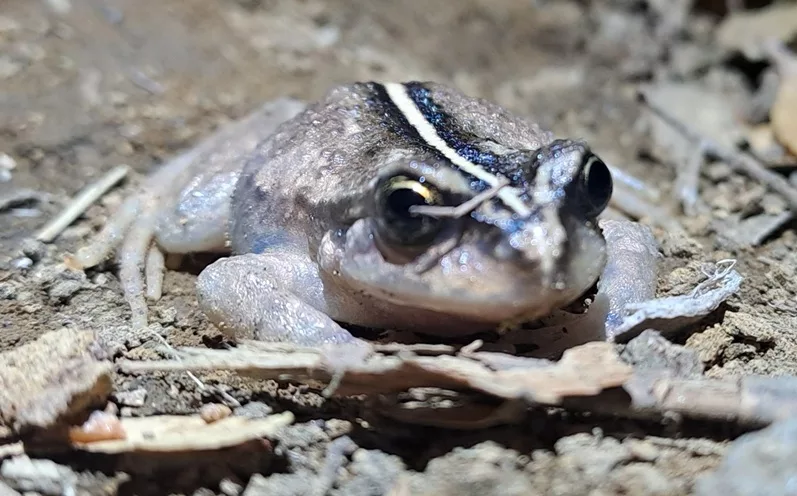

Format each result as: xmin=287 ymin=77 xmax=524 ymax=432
xmin=69 ymin=130 xmax=239 ymax=329
xmin=597 ymin=218 xmax=660 ymax=336
xmin=69 ymin=99 xmax=307 ymax=330
xmin=196 ymin=253 xmax=362 ymax=346
xmin=69 ymin=153 xmax=196 ymax=329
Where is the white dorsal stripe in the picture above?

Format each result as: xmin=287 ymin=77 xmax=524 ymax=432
xmin=383 ymin=83 xmax=531 ymax=217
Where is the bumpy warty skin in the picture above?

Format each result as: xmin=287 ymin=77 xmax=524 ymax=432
xmin=225 ymin=82 xmax=608 ymax=332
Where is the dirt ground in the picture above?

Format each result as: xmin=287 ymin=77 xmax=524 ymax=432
xmin=2 ymin=0 xmax=797 ymax=494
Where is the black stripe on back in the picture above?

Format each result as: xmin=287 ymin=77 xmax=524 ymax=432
xmin=403 ymin=82 xmax=533 ymax=190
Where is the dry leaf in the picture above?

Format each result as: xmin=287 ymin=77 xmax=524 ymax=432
xmin=68 ymin=410 xmax=126 ymax=443
xmin=644 ymin=82 xmax=745 ymax=165
xmin=607 ymin=262 xmax=742 ymax=342
xmin=121 ymin=338 xmax=797 ymax=428
xmin=716 ymin=4 xmax=797 ymax=60
xmin=771 ymin=74 xmax=797 ymax=156
xmin=745 ymin=124 xmax=795 ymax=166
xmin=0 ymin=329 xmax=112 ymax=433
xmin=71 ymin=412 xmax=293 ymax=453
xmin=122 ymin=341 xmax=632 ymax=405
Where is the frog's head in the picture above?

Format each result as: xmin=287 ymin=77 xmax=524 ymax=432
xmin=328 ymin=139 xmax=612 ymax=325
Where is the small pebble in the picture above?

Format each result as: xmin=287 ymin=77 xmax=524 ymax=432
xmin=0 ymin=152 xmax=15 ymax=172
xmin=625 ymin=439 xmax=661 ymax=462
xmin=44 ymin=0 xmax=72 ymax=15
xmin=219 ymin=478 xmax=243 ymax=496
xmin=234 ymin=401 xmax=273 ymax=419
xmin=324 ymin=418 xmax=353 ymax=438
xmin=69 ymin=410 xmax=126 ymax=443
xmin=11 ymin=207 xmax=41 ymax=217
xmin=10 ymin=257 xmax=32 ymax=270
xmin=0 ymin=152 xmax=17 ymax=183
xmin=99 ymin=4 xmax=124 ymax=24
xmin=113 ymin=388 xmax=148 ymax=407
xmin=156 ymin=306 xmax=177 ymax=325
xmin=0 ymin=56 xmax=22 ymax=79
xmin=696 ymin=417 xmax=797 ymax=496
xmin=0 ymin=16 xmax=20 ymax=33
xmin=200 ymin=403 xmax=232 ymax=423
xmin=48 ymin=279 xmax=84 ymax=302
xmin=20 ymin=238 xmax=45 ymax=261
xmin=0 ymin=282 xmax=16 ymax=299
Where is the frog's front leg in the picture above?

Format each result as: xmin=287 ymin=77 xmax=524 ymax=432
xmin=598 ymin=218 xmax=660 ymax=337
xmin=196 ymin=252 xmax=360 ymax=346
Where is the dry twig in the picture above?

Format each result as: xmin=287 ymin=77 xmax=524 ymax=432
xmin=36 ymin=165 xmax=130 ymax=243
xmin=639 ymin=91 xmax=797 ymax=213
xmin=120 ymin=340 xmax=797 ymax=429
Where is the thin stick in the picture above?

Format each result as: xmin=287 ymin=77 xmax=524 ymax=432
xmin=411 ymin=233 xmax=462 ymax=274
xmin=36 ymin=164 xmax=130 ymax=243
xmin=610 ymin=184 xmax=684 ymax=233
xmin=410 ymin=177 xmax=510 ymax=218
xmin=639 ymin=91 xmax=797 ymax=212
xmin=119 ymin=342 xmax=797 ymax=428
xmin=675 ymin=142 xmax=707 ymax=216
xmin=607 ymin=164 xmax=661 ymax=202
xmin=148 ymin=327 xmax=241 ymax=408
xmin=70 ymin=195 xmax=141 ymax=269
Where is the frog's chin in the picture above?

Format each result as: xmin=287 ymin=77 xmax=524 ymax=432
xmin=322 ymin=219 xmax=606 ymax=324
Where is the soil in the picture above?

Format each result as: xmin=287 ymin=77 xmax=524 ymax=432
xmin=2 ymin=0 xmax=797 ymax=494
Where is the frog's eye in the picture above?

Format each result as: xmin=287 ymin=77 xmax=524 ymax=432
xmin=579 ymin=155 xmax=613 ymax=218
xmin=375 ymin=175 xmax=443 ymax=246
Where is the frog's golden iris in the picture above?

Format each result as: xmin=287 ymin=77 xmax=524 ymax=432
xmin=375 ymin=174 xmax=443 ymax=247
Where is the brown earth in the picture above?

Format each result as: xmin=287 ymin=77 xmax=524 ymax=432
xmin=1 ymin=0 xmax=796 ymax=494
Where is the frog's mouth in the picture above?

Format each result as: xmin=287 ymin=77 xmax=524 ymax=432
xmin=328 ymin=217 xmax=606 ymax=324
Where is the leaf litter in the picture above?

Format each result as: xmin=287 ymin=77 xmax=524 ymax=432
xmin=5 ymin=0 xmax=797 ymax=494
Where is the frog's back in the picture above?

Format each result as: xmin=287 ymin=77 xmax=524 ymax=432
xmin=230 ymin=83 xmax=393 ymax=254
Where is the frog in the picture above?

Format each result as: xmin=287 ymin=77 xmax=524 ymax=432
xmin=71 ymin=82 xmax=659 ymax=347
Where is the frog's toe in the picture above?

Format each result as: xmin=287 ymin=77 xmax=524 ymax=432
xmin=117 ymin=208 xmax=161 ymax=329
xmin=70 ymin=196 xmax=142 ymax=269
xmin=67 ymin=192 xmax=156 ymax=329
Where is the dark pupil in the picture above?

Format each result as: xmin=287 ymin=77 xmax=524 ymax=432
xmin=585 ymin=158 xmax=612 ymax=209
xmin=386 ymin=188 xmax=428 ymax=221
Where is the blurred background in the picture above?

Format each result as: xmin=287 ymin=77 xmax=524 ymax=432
xmin=2 ymin=1 xmax=797 ymax=493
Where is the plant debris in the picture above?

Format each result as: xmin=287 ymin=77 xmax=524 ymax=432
xmin=118 ymin=338 xmax=797 ymax=429
xmin=0 ymin=329 xmax=112 ymax=433
xmin=70 ymin=412 xmax=293 ymax=454
xmin=766 ymin=40 xmax=797 ymax=158
xmin=607 ymin=260 xmax=742 ymax=341
xmin=35 ymin=164 xmax=129 ymax=243
xmin=716 ymin=3 xmax=797 ymax=60
xmin=6 ymin=0 xmax=797 ymax=493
